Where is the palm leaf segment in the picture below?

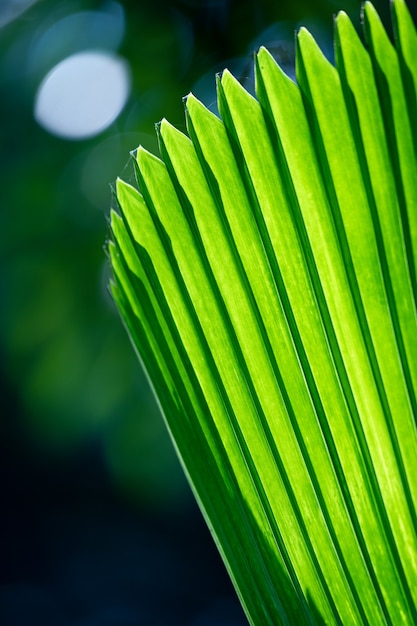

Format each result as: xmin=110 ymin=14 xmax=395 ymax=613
xmin=109 ymin=1 xmax=417 ymax=623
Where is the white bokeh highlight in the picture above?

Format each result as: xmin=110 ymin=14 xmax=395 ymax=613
xmin=34 ymin=51 xmax=131 ymax=140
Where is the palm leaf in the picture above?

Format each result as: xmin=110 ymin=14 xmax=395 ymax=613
xmin=108 ymin=1 xmax=417 ymax=623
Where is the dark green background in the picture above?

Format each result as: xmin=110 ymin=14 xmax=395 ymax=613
xmin=0 ymin=0 xmax=403 ymax=623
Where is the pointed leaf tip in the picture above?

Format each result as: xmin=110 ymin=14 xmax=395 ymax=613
xmin=221 ymin=67 xmax=233 ymax=81
xmin=186 ymin=92 xmax=221 ymax=127
xmin=297 ymin=25 xmax=311 ymax=39
xmin=256 ymin=46 xmax=274 ymax=69
xmin=110 ymin=207 xmax=119 ymax=222
xmin=335 ymin=9 xmax=358 ymax=41
xmin=184 ymin=92 xmax=201 ymax=109
xmin=115 ymin=176 xmax=126 ymax=196
xmin=159 ymin=116 xmax=190 ymax=144
xmin=136 ymin=143 xmax=164 ymax=169
xmin=182 ymin=93 xmax=192 ymax=105
xmin=296 ymin=26 xmax=321 ymax=58
xmin=335 ymin=10 xmax=350 ymax=23
xmin=220 ymin=67 xmax=240 ymax=90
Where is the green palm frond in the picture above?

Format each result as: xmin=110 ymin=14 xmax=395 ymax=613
xmin=108 ymin=1 xmax=417 ymax=623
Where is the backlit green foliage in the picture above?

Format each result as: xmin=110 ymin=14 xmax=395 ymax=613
xmin=109 ymin=1 xmax=417 ymax=623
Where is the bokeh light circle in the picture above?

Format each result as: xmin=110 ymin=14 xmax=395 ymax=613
xmin=34 ymin=51 xmax=131 ymax=140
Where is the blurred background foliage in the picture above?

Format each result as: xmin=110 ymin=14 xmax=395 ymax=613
xmin=0 ymin=0 xmax=407 ymax=624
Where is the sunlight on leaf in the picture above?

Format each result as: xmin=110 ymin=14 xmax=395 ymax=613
xmin=108 ymin=1 xmax=417 ymax=623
